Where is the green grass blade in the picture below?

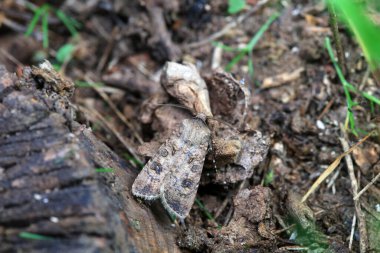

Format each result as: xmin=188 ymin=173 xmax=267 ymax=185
xmin=25 ymin=5 xmax=45 ymax=36
xmin=56 ymin=9 xmax=78 ymax=36
xmin=246 ymin=12 xmax=279 ymax=51
xmin=75 ymin=81 xmax=104 ymax=88
xmin=212 ymin=42 xmax=241 ymax=52
xmin=194 ymin=198 xmax=218 ymax=224
xmin=263 ymin=169 xmax=274 ymax=186
xmin=95 ymin=168 xmax=114 ymax=173
xmin=42 ymin=10 xmax=49 ymax=48
xmin=362 ymin=92 xmax=380 ymax=106
xmin=123 ymin=153 xmax=144 ymax=169
xmin=326 ymin=37 xmax=380 ymax=106
xmin=328 ymin=0 xmax=380 ymax=72
xmin=248 ymin=51 xmax=254 ymax=78
xmin=67 ymin=15 xmax=82 ymax=29
xmin=56 ymin=43 xmax=75 ymax=63
xmin=325 ymin=37 xmax=358 ymax=135
xmin=225 ymin=50 xmax=246 ymax=72
xmin=228 ymin=0 xmax=246 ymax=14
xmin=19 ymin=232 xmax=53 ymax=240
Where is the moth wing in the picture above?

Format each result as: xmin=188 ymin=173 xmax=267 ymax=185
xmin=132 ymin=136 xmax=179 ymax=200
xmin=160 ymin=118 xmax=210 ymax=218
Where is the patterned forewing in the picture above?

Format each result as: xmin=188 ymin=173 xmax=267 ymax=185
xmin=160 ymin=118 xmax=210 ymax=218
xmin=132 ymin=126 xmax=182 ymax=200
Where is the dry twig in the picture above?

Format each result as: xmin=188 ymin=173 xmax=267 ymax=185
xmin=85 ymin=75 xmax=144 ymax=144
xmin=301 ymin=131 xmax=374 ymax=203
xmin=354 ymin=172 xmax=380 ymax=201
xmin=183 ymin=0 xmax=269 ymax=50
xmin=78 ymin=105 xmax=142 ymax=165
xmin=317 ymin=97 xmax=335 ymax=120
xmin=340 ymin=126 xmax=368 ymax=253
xmin=349 ymin=214 xmax=357 ymax=250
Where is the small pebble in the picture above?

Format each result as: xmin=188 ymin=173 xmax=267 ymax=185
xmin=291 ymin=46 xmax=299 ymax=54
xmin=273 ymin=142 xmax=284 ymax=153
xmin=42 ymin=198 xmax=49 ymax=204
xmin=33 ymin=194 xmax=42 ymax=200
xmin=291 ymin=7 xmax=301 ymax=16
xmin=66 ymin=133 xmax=75 ymax=139
xmin=375 ymin=204 xmax=380 ymax=212
xmin=316 ymin=120 xmax=325 ymax=130
xmin=50 ymin=217 xmax=59 ymax=223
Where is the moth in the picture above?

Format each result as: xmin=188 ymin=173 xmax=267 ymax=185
xmin=132 ymin=62 xmax=249 ymax=218
xmin=132 ymin=116 xmax=211 ymax=218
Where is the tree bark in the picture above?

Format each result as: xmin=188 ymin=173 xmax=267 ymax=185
xmin=0 ymin=66 xmax=179 ymax=253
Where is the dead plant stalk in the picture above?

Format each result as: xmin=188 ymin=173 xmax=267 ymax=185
xmin=340 ymin=126 xmax=368 ymax=253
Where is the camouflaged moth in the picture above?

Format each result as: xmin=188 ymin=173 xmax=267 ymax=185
xmin=132 ymin=116 xmax=210 ymax=218
xmin=132 ymin=62 xmax=252 ymax=219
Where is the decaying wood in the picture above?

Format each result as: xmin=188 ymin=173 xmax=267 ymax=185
xmin=0 ymin=65 xmax=180 ymax=252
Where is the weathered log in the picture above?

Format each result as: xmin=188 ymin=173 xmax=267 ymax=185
xmin=0 ymin=65 xmax=179 ymax=252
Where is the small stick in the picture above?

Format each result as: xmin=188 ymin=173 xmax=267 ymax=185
xmin=317 ymin=97 xmax=335 ymax=120
xmin=349 ymin=214 xmax=356 ymax=250
xmin=222 ymin=179 xmax=248 ymax=226
xmin=328 ymin=3 xmax=346 ymax=75
xmin=97 ymin=27 xmax=118 ymax=73
xmin=361 ymin=201 xmax=380 ymax=221
xmin=1 ymin=15 xmax=27 ymax=33
xmin=211 ymin=46 xmax=223 ymax=70
xmin=274 ymin=224 xmax=296 ymax=234
xmin=85 ymin=75 xmax=144 ymax=144
xmin=223 ymin=204 xmax=234 ymax=226
xmin=326 ymin=164 xmax=342 ymax=189
xmin=354 ymin=172 xmax=380 ymax=201
xmin=214 ymin=193 xmax=230 ymax=219
xmin=0 ymin=49 xmax=23 ymax=67
xmin=78 ymin=105 xmax=143 ymax=165
xmin=279 ymin=246 xmax=309 ymax=251
xmin=301 ymin=130 xmax=374 ymax=203
xmin=183 ymin=0 xmax=269 ymax=50
xmin=340 ymin=126 xmax=368 ymax=253
xmin=359 ymin=67 xmax=371 ymax=91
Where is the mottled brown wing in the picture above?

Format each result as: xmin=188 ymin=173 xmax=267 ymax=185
xmin=160 ymin=118 xmax=210 ymax=218
xmin=131 ymin=130 xmax=180 ymax=200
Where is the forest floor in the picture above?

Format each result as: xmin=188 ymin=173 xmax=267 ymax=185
xmin=0 ymin=0 xmax=379 ymax=252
